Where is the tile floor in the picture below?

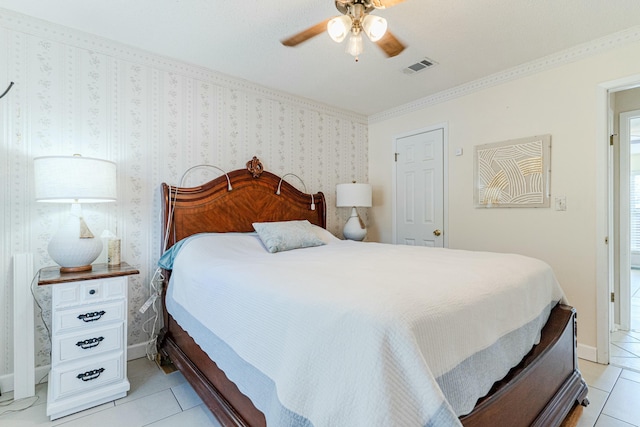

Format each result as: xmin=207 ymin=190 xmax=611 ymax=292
xmin=577 ymin=359 xmax=640 ymax=427
xmin=0 ymin=357 xmax=221 ymax=426
xmin=0 ymin=357 xmax=639 ymax=426
xmin=609 ymin=269 xmax=640 ymax=372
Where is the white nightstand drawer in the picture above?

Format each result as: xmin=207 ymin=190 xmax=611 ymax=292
xmin=54 ymin=300 xmax=125 ymax=333
xmin=53 ymin=323 xmax=123 ymax=364
xmin=51 ymin=353 xmax=125 ymax=400
xmin=52 ymin=277 xmax=127 ymax=308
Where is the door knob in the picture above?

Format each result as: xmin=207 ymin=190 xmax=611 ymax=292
xmin=433 ymin=229 xmax=441 ymax=236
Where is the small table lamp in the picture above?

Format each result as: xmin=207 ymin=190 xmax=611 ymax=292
xmin=336 ymin=182 xmax=372 ymax=241
xmin=34 ymin=155 xmax=117 ymax=272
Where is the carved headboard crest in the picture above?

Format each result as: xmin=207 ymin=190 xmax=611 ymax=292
xmin=246 ymin=156 xmax=264 ymax=178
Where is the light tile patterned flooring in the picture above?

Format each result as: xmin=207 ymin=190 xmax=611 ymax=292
xmin=0 ymin=357 xmax=221 ymax=427
xmin=0 ymin=356 xmax=639 ymax=426
xmin=610 ymin=269 xmax=640 ymax=372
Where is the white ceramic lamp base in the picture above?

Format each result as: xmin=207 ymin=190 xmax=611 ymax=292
xmin=48 ymin=205 xmax=103 ymax=272
xmin=343 ymin=207 xmax=367 ymax=241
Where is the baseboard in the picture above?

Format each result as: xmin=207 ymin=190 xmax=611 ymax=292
xmin=577 ymin=343 xmax=598 ymax=362
xmin=0 ymin=340 xmax=154 ymax=394
xmin=128 ymin=341 xmax=152 ymax=361
xmin=0 ymin=366 xmax=49 ymax=396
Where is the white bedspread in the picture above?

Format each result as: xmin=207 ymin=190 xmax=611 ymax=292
xmin=165 ymin=233 xmax=566 ymax=427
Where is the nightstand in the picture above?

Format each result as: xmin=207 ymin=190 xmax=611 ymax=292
xmin=38 ymin=262 xmax=139 ymax=420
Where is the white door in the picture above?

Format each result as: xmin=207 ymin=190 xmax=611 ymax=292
xmin=394 ymin=128 xmax=444 ymax=247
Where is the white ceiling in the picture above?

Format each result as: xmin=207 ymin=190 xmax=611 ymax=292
xmin=1 ymin=0 xmax=640 ymax=116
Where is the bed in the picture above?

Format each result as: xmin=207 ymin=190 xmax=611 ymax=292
xmin=158 ymin=156 xmax=589 ymax=427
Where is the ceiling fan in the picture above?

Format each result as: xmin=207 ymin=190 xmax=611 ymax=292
xmin=281 ymin=0 xmax=407 ymax=62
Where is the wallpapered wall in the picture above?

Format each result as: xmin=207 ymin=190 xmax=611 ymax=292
xmin=0 ymin=9 xmax=368 ymax=377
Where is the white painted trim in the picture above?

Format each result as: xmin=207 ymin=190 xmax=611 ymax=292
xmin=597 ymin=84 xmax=612 ymax=365
xmin=577 ymin=343 xmax=598 ymax=363
xmin=391 ymin=123 xmax=449 ymax=247
xmin=370 ymin=26 xmax=640 ymax=124
xmin=619 ymin=110 xmax=640 ymax=330
xmin=0 ymin=341 xmax=154 ymax=393
xmin=127 ymin=341 xmax=152 ymax=361
xmin=0 ymin=365 xmax=49 ymax=395
xmin=618 ymin=112 xmax=631 ymax=331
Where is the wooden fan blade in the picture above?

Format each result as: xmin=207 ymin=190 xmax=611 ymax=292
xmin=281 ymin=18 xmax=331 ymax=47
xmin=371 ymin=0 xmax=406 ymax=9
xmin=376 ymin=30 xmax=406 ymax=57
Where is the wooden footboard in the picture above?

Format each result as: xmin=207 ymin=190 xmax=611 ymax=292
xmin=158 ymin=303 xmax=588 ymax=427
xmin=459 ymin=304 xmax=589 ymax=427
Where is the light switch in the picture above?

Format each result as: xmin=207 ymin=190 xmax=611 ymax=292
xmin=555 ymin=196 xmax=567 ymax=211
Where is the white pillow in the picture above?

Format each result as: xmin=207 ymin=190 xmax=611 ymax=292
xmin=252 ymin=220 xmax=326 ymax=253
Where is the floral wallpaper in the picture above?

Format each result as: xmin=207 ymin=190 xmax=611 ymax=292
xmin=0 ymin=9 xmax=368 ymax=377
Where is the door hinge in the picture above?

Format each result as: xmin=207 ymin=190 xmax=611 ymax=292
xmin=611 ymin=292 xmax=615 ymax=303
xmin=605 ymin=236 xmax=609 ymax=244
xmin=610 ymin=134 xmax=618 ymax=146
xmin=394 ymin=152 xmax=399 ymax=162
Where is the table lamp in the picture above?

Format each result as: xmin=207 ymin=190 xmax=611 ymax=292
xmin=336 ymin=182 xmax=372 ymax=241
xmin=34 ymin=155 xmax=117 ymax=272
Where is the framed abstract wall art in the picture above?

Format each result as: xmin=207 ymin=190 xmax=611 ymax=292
xmin=474 ymin=134 xmax=551 ymax=208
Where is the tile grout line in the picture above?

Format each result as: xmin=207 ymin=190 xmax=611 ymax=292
xmin=591 ymin=368 xmax=622 ymax=427
xmin=141 ymin=387 xmax=186 ymax=427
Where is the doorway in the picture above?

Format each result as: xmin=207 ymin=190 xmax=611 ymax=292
xmin=392 ymin=125 xmax=447 ymax=247
xmin=610 ymin=94 xmax=640 ymax=371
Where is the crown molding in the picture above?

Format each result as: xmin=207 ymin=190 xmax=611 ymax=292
xmin=0 ymin=7 xmax=367 ymax=124
xmin=369 ymin=25 xmax=640 ymax=124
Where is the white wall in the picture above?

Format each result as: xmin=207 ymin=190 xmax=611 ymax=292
xmin=369 ymin=38 xmax=640 ymax=352
xmin=0 ymin=9 xmax=368 ymax=380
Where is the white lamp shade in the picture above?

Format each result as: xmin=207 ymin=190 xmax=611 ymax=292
xmin=345 ymin=32 xmax=364 ymax=58
xmin=362 ymin=15 xmax=388 ymax=42
xmin=327 ymin=15 xmax=352 ymax=43
xmin=34 ymin=155 xmax=117 ymax=203
xmin=336 ymin=183 xmax=372 ymax=207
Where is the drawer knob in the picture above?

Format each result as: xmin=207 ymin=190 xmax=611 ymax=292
xmin=76 ymin=368 xmax=105 ymax=382
xmin=75 ymin=336 xmax=104 ymax=349
xmin=89 ymin=289 xmax=96 ymax=295
xmin=77 ymin=310 xmax=106 ymax=322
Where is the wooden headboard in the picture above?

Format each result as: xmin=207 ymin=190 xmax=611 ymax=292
xmin=161 ymin=157 xmax=326 ymax=250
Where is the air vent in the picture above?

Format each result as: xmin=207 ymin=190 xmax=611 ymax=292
xmin=402 ymin=58 xmax=438 ymax=75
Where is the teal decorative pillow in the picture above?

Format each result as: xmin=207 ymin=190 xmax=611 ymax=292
xmin=252 ymin=220 xmax=326 ymax=253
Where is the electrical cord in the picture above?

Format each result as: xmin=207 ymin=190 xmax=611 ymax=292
xmin=142 ymin=182 xmax=177 ymax=362
xmin=142 ymin=181 xmax=179 ymax=362
xmin=0 ymin=395 xmax=39 ymax=416
xmin=140 ymin=266 xmax=164 ymax=361
xmin=143 ymin=166 xmax=234 ymax=362
xmin=30 ymin=269 xmax=52 ymax=385
xmin=143 ymin=165 xmax=235 ymax=362
xmin=30 ymin=269 xmax=51 ymax=355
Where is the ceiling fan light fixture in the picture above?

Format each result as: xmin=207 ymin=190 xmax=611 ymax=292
xmin=362 ymin=14 xmax=388 ymax=42
xmin=327 ymin=15 xmax=352 ymax=43
xmin=346 ymin=32 xmax=364 ymax=60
